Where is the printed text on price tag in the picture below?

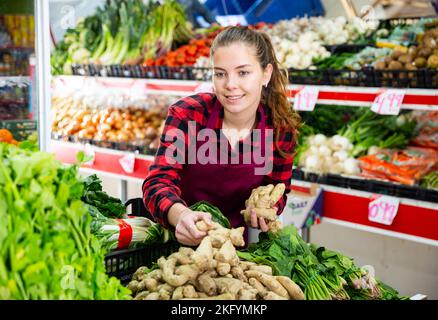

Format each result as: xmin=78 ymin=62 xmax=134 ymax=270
xmin=368 ymin=195 xmax=400 ymax=225
xmin=371 ymin=89 xmax=405 ymax=115
xmin=119 ymin=153 xmax=136 ymax=174
xmin=293 ymin=87 xmax=319 ymax=112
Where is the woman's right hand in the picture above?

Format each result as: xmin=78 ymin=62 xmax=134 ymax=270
xmin=175 ymin=209 xmax=213 ymax=246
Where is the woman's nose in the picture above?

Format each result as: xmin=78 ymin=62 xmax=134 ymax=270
xmin=225 ymin=74 xmax=238 ymax=89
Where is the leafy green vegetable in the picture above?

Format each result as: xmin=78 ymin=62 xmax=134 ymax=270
xmin=81 ymin=174 xmax=126 ymax=219
xmin=339 ymin=109 xmax=418 ymax=157
xmin=237 ymin=224 xmax=405 ymax=300
xmin=189 ymin=201 xmax=231 ymax=229
xmin=0 ymin=142 xmax=131 ymax=299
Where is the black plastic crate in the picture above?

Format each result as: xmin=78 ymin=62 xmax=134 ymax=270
xmin=324 ymin=44 xmax=372 ymax=55
xmin=327 ymin=68 xmax=375 ymax=87
xmin=105 ymin=241 xmax=181 ymax=284
xmin=288 ymin=68 xmax=329 ymax=86
xmin=424 ymin=69 xmax=438 ymax=89
xmin=373 ymin=69 xmax=427 ymax=88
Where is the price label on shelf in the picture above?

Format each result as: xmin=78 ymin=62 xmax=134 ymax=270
xmin=371 ymin=89 xmax=405 ymax=115
xmin=119 ymin=153 xmax=136 ymax=174
xmin=368 ymin=195 xmax=400 ymax=226
xmin=293 ymin=87 xmax=319 ymax=112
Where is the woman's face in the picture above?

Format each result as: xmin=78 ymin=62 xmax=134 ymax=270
xmin=212 ymin=42 xmax=272 ymax=117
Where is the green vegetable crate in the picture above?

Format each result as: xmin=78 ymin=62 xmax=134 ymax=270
xmin=104 ymin=198 xmax=180 ymax=284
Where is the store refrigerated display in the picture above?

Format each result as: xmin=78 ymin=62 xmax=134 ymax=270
xmin=0 ymin=2 xmax=38 ymax=144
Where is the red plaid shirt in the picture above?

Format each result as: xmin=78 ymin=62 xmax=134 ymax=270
xmin=142 ymin=93 xmax=295 ymax=228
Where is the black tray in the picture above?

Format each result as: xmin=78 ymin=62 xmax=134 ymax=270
xmin=105 ymin=241 xmax=180 ymax=284
xmin=292 ymin=168 xmax=438 ymax=203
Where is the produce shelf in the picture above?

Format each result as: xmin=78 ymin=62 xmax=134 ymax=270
xmin=292 ymin=168 xmax=438 ymax=204
xmin=51 ymin=140 xmax=154 ymax=180
xmin=51 ymin=139 xmax=438 ymax=246
xmin=291 ymin=180 xmax=438 ymax=246
xmin=53 ymin=75 xmax=438 ymax=110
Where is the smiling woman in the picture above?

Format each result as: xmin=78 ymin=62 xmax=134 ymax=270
xmin=142 ymin=26 xmax=302 ymax=247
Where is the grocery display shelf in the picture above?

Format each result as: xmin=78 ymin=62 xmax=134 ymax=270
xmin=54 ymin=75 xmax=438 ymax=111
xmin=291 ymin=180 xmax=438 ymax=247
xmin=51 ymin=140 xmax=154 ymax=180
xmin=292 ymin=168 xmax=438 ymax=204
xmin=51 ymin=133 xmax=157 ymax=157
xmin=51 ymin=139 xmax=438 ymax=246
xmin=70 ymin=63 xmax=438 ymax=89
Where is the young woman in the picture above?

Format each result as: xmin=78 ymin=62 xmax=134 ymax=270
xmin=142 ymin=26 xmax=301 ymax=246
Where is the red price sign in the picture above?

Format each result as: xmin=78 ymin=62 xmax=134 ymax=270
xmin=371 ymin=89 xmax=405 ymax=115
xmin=368 ymin=195 xmax=400 ymax=226
xmin=119 ymin=153 xmax=136 ymax=174
xmin=293 ymin=87 xmax=319 ymax=112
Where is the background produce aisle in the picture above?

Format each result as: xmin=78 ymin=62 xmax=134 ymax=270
xmin=1 ymin=0 xmax=437 ymax=300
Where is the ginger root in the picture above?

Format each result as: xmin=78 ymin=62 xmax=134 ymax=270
xmin=240 ymin=184 xmax=286 ymax=233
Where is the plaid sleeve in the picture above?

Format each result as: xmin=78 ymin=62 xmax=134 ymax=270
xmin=142 ymin=104 xmax=189 ymax=229
xmin=263 ymin=130 xmax=295 ymax=215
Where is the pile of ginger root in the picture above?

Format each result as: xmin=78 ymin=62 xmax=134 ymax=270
xmin=128 ymin=219 xmax=304 ymax=300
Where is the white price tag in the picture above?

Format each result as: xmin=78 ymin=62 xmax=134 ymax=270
xmin=194 ymin=82 xmax=214 ymax=94
xmin=83 ymin=144 xmax=95 ymax=166
xmin=293 ymin=87 xmax=319 ymax=112
xmin=368 ymin=195 xmax=400 ymax=226
xmin=371 ymin=89 xmax=405 ymax=115
xmin=119 ymin=153 xmax=136 ymax=174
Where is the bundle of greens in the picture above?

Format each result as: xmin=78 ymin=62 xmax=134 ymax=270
xmin=81 ymin=174 xmax=126 ymax=219
xmin=237 ymin=225 xmax=405 ymax=300
xmin=89 ymin=206 xmax=174 ymax=253
xmin=338 ymin=109 xmax=418 ymax=157
xmin=0 ymin=142 xmax=131 ymax=299
xmin=421 ymin=171 xmax=438 ymax=189
xmin=51 ymin=0 xmax=193 ymax=74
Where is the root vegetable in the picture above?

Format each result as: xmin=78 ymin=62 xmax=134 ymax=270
xmin=197 ymin=273 xmax=217 ymax=296
xmin=139 ymin=278 xmax=159 ymax=292
xmin=216 ymin=262 xmax=231 ymax=276
xmin=127 ymin=280 xmax=139 ymax=295
xmin=134 ymin=291 xmax=150 ymax=300
xmin=175 ymin=264 xmax=200 ymax=282
xmin=249 ymin=265 xmax=273 ymax=275
xmin=214 ymin=277 xmax=245 ymax=296
xmin=158 ymin=257 xmax=190 ymax=287
xmin=132 ymin=266 xmax=150 ymax=281
xmin=239 ymin=261 xmax=257 ymax=271
xmin=145 ymin=292 xmax=160 ymax=300
xmin=158 ymin=283 xmax=174 ymax=300
xmin=248 ymin=278 xmax=268 ymax=298
xmin=172 ymin=287 xmax=184 ymax=300
xmin=231 ymin=266 xmax=248 ymax=282
xmin=145 ymin=269 xmax=163 ymax=281
xmin=276 ymin=276 xmax=305 ymax=300
xmin=245 ymin=270 xmax=289 ymax=298
xmin=238 ymin=288 xmax=258 ymax=300
xmin=183 ymin=285 xmax=198 ymax=298
xmin=264 ymin=292 xmax=288 ymax=300
xmin=192 ymin=237 xmax=214 ymax=271
xmin=215 ymin=240 xmax=239 ymax=266
xmin=183 ymin=293 xmax=235 ymax=300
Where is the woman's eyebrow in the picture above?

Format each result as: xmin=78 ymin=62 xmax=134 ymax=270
xmin=213 ymin=64 xmax=252 ymax=71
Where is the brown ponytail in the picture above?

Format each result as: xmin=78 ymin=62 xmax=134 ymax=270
xmin=210 ymin=26 xmax=301 ymax=158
